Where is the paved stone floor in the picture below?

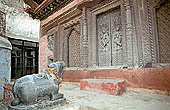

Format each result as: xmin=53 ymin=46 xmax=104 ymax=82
xmin=49 ymin=82 xmax=170 ymax=110
xmin=1 ymin=82 xmax=170 ymax=110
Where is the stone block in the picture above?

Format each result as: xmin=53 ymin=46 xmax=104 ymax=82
xmin=80 ymin=79 xmax=126 ymax=95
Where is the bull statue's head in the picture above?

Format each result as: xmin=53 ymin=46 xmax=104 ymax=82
xmin=47 ymin=61 xmax=65 ymax=83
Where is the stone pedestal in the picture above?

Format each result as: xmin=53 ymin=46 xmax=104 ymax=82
xmin=8 ymin=94 xmax=66 ymax=110
xmin=80 ymin=79 xmax=126 ymax=95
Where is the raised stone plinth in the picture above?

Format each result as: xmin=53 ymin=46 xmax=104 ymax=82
xmin=8 ymin=94 xmax=66 ymax=110
xmin=80 ymin=79 xmax=126 ymax=95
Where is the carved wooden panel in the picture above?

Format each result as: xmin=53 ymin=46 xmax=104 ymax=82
xmin=48 ymin=34 xmax=55 ymax=51
xmin=97 ymin=7 xmax=122 ymax=66
xmin=156 ymin=0 xmax=170 ymax=63
xmin=97 ymin=10 xmax=112 ymax=66
xmin=111 ymin=7 xmax=123 ymax=66
xmin=68 ymin=30 xmax=80 ymax=67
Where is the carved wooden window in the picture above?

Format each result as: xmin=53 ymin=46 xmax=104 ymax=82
xmin=97 ymin=6 xmax=123 ymax=66
xmin=0 ymin=11 xmax=6 ymax=35
xmin=68 ymin=30 xmax=80 ymax=67
xmin=156 ymin=0 xmax=170 ymax=63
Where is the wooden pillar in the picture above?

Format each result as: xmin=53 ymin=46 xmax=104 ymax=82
xmin=124 ymin=0 xmax=134 ymax=68
xmin=81 ymin=7 xmax=88 ymax=68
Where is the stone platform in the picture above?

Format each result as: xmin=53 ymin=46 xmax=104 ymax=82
xmin=8 ymin=94 xmax=66 ymax=110
xmin=80 ymin=79 xmax=126 ymax=95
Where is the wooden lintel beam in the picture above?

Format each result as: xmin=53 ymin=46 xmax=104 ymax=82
xmin=23 ymin=0 xmax=39 ymax=9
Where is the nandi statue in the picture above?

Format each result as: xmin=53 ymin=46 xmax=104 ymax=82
xmin=11 ymin=61 xmax=65 ymax=106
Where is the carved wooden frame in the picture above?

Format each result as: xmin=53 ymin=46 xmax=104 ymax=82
xmin=89 ymin=0 xmax=128 ymax=67
xmin=61 ymin=17 xmax=81 ymax=67
xmin=150 ymin=0 xmax=167 ymax=63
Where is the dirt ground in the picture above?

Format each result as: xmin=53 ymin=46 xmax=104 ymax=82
xmin=1 ymin=82 xmax=170 ymax=110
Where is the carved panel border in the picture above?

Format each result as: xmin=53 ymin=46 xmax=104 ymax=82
xmin=61 ymin=17 xmax=81 ymax=67
xmin=150 ymin=0 xmax=167 ymax=63
xmin=89 ymin=0 xmax=130 ymax=67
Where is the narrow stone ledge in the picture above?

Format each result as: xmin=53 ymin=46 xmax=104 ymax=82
xmin=80 ymin=79 xmax=126 ymax=95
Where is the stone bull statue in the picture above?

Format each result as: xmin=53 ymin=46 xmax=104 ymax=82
xmin=11 ymin=61 xmax=65 ymax=106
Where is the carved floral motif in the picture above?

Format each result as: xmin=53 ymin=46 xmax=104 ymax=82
xmin=48 ymin=34 xmax=55 ymax=51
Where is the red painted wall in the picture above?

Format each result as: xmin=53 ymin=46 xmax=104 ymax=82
xmin=63 ymin=68 xmax=170 ymax=91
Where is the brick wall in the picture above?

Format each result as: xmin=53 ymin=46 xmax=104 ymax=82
xmin=39 ymin=35 xmax=53 ymax=71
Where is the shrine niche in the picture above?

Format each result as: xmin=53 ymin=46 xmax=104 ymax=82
xmin=156 ymin=0 xmax=170 ymax=63
xmin=62 ymin=20 xmax=81 ymax=67
xmin=97 ymin=6 xmax=123 ymax=66
xmin=68 ymin=29 xmax=80 ymax=67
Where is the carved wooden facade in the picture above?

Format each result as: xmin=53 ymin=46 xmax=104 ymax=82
xmin=40 ymin=0 xmax=170 ymax=69
xmin=97 ymin=7 xmax=123 ymax=66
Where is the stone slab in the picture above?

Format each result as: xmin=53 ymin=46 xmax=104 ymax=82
xmin=80 ymin=79 xmax=126 ymax=95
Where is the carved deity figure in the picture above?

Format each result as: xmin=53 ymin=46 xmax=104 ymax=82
xmin=100 ymin=24 xmax=110 ymax=52
xmin=48 ymin=34 xmax=55 ymax=51
xmin=11 ymin=61 xmax=65 ymax=106
xmin=112 ymin=27 xmax=122 ymax=51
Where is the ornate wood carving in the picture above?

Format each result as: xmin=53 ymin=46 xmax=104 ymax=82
xmin=111 ymin=7 xmax=123 ymax=66
xmin=123 ymin=0 xmax=134 ymax=67
xmin=68 ymin=30 xmax=81 ymax=67
xmin=62 ymin=19 xmax=81 ymax=67
xmin=146 ymin=0 xmax=156 ymax=63
xmin=97 ymin=10 xmax=111 ymax=66
xmin=97 ymin=7 xmax=122 ymax=66
xmin=82 ymin=7 xmax=88 ymax=68
xmin=47 ymin=33 xmax=55 ymax=51
xmin=90 ymin=0 xmax=116 ymax=12
xmin=156 ymin=0 xmax=170 ymax=63
xmin=25 ymin=0 xmax=74 ymax=20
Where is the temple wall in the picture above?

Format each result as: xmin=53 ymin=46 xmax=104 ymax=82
xmin=39 ymin=0 xmax=170 ymax=89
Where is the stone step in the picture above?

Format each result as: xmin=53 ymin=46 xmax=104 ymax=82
xmin=80 ymin=79 xmax=126 ymax=95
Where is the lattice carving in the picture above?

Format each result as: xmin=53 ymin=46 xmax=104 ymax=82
xmin=97 ymin=7 xmax=122 ymax=66
xmin=68 ymin=30 xmax=80 ymax=67
xmin=48 ymin=34 xmax=55 ymax=51
xmin=156 ymin=0 xmax=170 ymax=63
xmin=0 ymin=11 xmax=6 ymax=35
xmin=111 ymin=7 xmax=123 ymax=66
xmin=97 ymin=10 xmax=111 ymax=66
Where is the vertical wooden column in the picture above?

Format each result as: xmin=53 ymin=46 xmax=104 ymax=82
xmin=124 ymin=0 xmax=134 ymax=68
xmin=81 ymin=7 xmax=88 ymax=68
